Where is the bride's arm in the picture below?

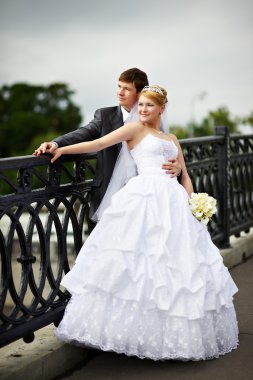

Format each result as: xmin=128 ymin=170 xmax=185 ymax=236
xmin=170 ymin=135 xmax=194 ymax=197
xmin=49 ymin=123 xmax=140 ymax=163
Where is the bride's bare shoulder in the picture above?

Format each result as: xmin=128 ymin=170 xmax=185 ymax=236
xmin=126 ymin=121 xmax=144 ymax=128
xmin=168 ymin=133 xmax=179 ymax=142
xmin=125 ymin=121 xmax=146 ymax=134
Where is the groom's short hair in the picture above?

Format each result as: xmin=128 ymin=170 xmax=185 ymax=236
xmin=119 ymin=68 xmax=149 ymax=93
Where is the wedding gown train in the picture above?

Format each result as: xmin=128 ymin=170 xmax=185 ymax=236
xmin=56 ymin=133 xmax=239 ymax=361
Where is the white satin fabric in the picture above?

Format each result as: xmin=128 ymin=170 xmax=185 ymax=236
xmin=56 ymin=134 xmax=239 ymax=361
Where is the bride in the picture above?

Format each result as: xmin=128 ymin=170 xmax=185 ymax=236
xmin=50 ymin=85 xmax=239 ymax=361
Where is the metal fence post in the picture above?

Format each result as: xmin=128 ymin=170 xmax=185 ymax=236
xmin=215 ymin=126 xmax=230 ymax=248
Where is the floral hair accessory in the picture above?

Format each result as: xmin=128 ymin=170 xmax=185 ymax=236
xmin=189 ymin=192 xmax=217 ymax=225
xmin=142 ymin=86 xmax=164 ymax=95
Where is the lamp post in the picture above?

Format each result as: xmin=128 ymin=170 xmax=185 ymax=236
xmin=189 ymin=91 xmax=207 ymax=137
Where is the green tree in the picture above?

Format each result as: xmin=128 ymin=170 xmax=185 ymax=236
xmin=196 ymin=106 xmax=239 ymax=136
xmin=169 ymin=125 xmax=190 ymax=139
xmin=242 ymin=111 xmax=253 ymax=129
xmin=0 ymin=83 xmax=82 ymax=157
xmin=193 ymin=119 xmax=214 ymax=137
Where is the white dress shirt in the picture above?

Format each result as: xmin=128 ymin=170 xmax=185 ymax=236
xmin=121 ymin=107 xmax=130 ymax=124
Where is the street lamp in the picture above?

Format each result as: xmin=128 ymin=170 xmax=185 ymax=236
xmin=189 ymin=91 xmax=207 ymax=137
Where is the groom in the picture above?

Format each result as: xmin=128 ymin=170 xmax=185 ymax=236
xmin=34 ymin=68 xmax=181 ymax=221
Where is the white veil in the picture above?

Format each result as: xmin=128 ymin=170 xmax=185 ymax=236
xmin=91 ymin=102 xmax=169 ymax=222
xmin=91 ymin=142 xmax=137 ymax=222
xmin=91 ymin=105 xmax=138 ymax=222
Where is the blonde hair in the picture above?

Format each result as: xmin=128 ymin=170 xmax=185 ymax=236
xmin=140 ymin=85 xmax=168 ymax=106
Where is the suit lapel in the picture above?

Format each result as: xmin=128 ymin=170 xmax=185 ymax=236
xmin=111 ymin=106 xmax=123 ymax=131
xmin=110 ymin=106 xmax=124 ymax=151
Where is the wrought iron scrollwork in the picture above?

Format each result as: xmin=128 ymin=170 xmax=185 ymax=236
xmin=0 ymin=153 xmax=95 ymax=347
xmin=229 ymin=135 xmax=253 ymax=235
xmin=17 ymin=168 xmax=33 ymax=193
xmin=181 ymin=136 xmax=223 ymax=240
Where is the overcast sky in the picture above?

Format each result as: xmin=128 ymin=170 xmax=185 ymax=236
xmin=1 ymin=0 xmax=253 ymax=129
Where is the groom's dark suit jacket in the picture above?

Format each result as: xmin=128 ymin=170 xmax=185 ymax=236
xmin=54 ymin=106 xmax=123 ymax=218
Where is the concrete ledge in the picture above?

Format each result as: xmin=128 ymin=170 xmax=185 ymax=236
xmin=0 ymin=229 xmax=253 ymax=380
xmin=0 ymin=324 xmax=87 ymax=380
xmin=221 ymin=228 xmax=253 ymax=269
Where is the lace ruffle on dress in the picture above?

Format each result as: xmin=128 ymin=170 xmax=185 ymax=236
xmin=56 ymin=133 xmax=239 ymax=361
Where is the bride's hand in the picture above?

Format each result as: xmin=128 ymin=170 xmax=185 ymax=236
xmin=50 ymin=147 xmax=64 ymax=163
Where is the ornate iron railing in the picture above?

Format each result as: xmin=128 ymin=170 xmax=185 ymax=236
xmin=0 ymin=153 xmax=96 ymax=347
xmin=0 ymin=126 xmax=252 ymax=348
xmin=229 ymin=134 xmax=253 ymax=235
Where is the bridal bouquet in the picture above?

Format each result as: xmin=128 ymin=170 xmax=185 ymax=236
xmin=189 ymin=192 xmax=217 ymax=225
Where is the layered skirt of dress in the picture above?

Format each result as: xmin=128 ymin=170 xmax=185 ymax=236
xmin=56 ymin=172 xmax=239 ymax=361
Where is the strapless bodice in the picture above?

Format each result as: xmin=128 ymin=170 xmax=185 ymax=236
xmin=130 ymin=133 xmax=178 ymax=176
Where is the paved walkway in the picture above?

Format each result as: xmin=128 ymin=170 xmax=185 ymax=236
xmin=57 ymin=256 xmax=253 ymax=380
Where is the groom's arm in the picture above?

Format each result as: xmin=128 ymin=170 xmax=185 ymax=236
xmin=54 ymin=109 xmax=103 ymax=147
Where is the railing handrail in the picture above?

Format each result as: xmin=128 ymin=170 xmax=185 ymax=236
xmin=0 ymin=152 xmax=96 ymax=170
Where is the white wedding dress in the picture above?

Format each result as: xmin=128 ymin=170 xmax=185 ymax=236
xmin=56 ymin=133 xmax=239 ymax=361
